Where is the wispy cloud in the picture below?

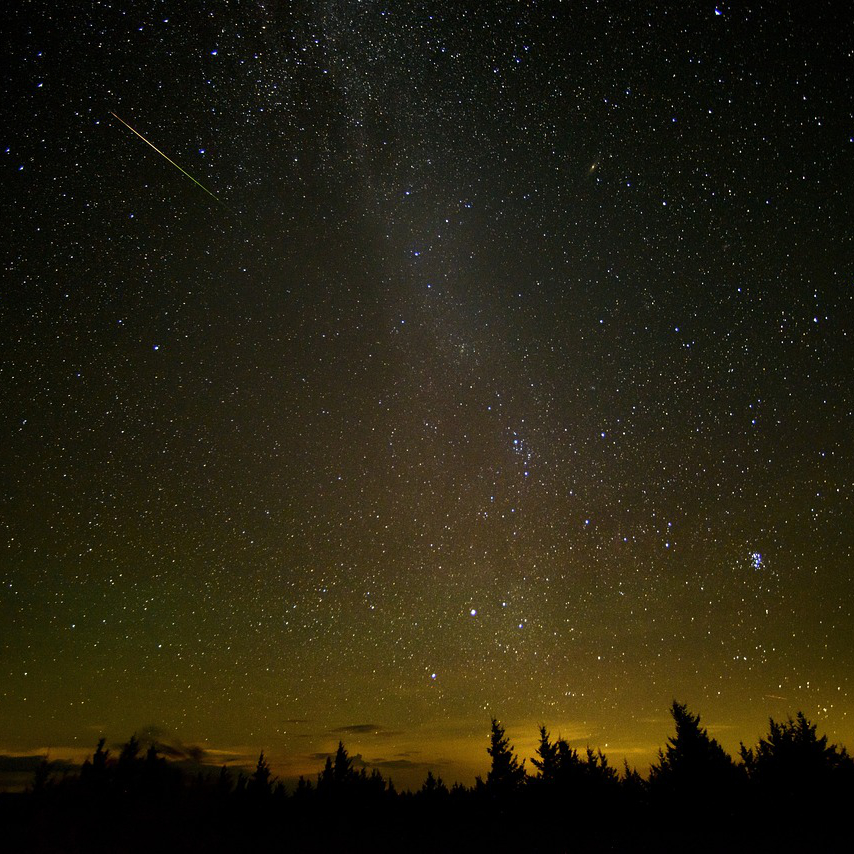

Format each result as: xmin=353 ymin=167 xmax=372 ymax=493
xmin=369 ymin=756 xmax=447 ymax=772
xmin=327 ymin=723 xmax=404 ymax=738
xmin=131 ymin=725 xmax=210 ymax=764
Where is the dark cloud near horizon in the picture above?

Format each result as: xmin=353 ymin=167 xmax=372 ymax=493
xmin=370 ymin=757 xmax=429 ymax=771
xmin=0 ymin=755 xmax=77 ymax=774
xmin=329 ymin=723 xmax=380 ymax=734
xmin=0 ymin=755 xmax=80 ymax=793
xmin=328 ymin=724 xmax=403 ymax=737
xmin=132 ymin=725 xmax=210 ymax=764
xmin=369 ymin=754 xmax=449 ymax=772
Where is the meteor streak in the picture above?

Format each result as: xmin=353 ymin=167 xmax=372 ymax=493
xmin=110 ymin=112 xmax=233 ymax=213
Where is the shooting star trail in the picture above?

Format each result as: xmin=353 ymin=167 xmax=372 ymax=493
xmin=110 ymin=112 xmax=234 ymax=214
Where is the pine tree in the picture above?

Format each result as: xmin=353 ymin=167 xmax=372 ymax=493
xmin=485 ymin=718 xmax=526 ymax=792
xmin=420 ymin=769 xmax=448 ymax=797
xmin=554 ymin=737 xmax=583 ymax=787
xmin=118 ymin=735 xmax=141 ymax=766
xmin=582 ymin=746 xmax=618 ymax=787
xmin=318 ymin=755 xmax=334 ymax=791
xmin=649 ymin=701 xmax=740 ymax=795
xmin=531 ymin=725 xmax=559 ymax=783
xmin=622 ymin=760 xmax=644 ymax=791
xmin=80 ymin=738 xmax=110 ymax=794
xmin=116 ymin=735 xmax=143 ymax=796
xmin=216 ymin=765 xmax=233 ymax=796
xmin=31 ymin=757 xmax=52 ymax=796
xmin=248 ymin=752 xmax=273 ymax=797
xmin=294 ymin=775 xmax=313 ymax=799
xmin=740 ymin=711 xmax=854 ymax=793
xmin=333 ymin=741 xmax=355 ymax=785
xmin=422 ymin=769 xmax=438 ymax=794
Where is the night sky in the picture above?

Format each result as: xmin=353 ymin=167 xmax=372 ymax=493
xmin=2 ymin=1 xmax=852 ymax=789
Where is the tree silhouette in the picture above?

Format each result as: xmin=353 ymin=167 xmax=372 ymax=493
xmin=622 ymin=760 xmax=644 ymax=792
xmin=735 ymin=712 xmax=854 ymax=849
xmin=294 ymin=774 xmax=313 ymax=799
xmin=317 ymin=742 xmax=364 ymax=795
xmin=581 ymin=746 xmax=618 ymax=788
xmin=118 ymin=734 xmax=141 ymax=767
xmin=647 ymin=699 xmax=744 ymax=847
xmin=554 ymin=737 xmax=583 ymax=786
xmin=317 ymin=755 xmax=334 ymax=792
xmin=248 ymin=752 xmax=273 ymax=797
xmin=531 ymin=725 xmax=560 ymax=784
xmin=6 ymin=705 xmax=854 ymax=853
xmin=140 ymin=741 xmax=178 ymax=800
xmin=649 ymin=701 xmax=739 ymax=792
xmin=481 ymin=718 xmax=526 ymax=793
xmin=741 ymin=712 xmax=850 ymax=777
xmin=80 ymin=737 xmax=110 ymax=792
xmin=30 ymin=756 xmax=52 ymax=796
xmin=333 ymin=741 xmax=355 ymax=785
xmin=92 ymin=737 xmax=110 ymax=771
xmin=531 ymin=726 xmax=603 ymax=794
xmin=419 ymin=770 xmax=448 ymax=798
xmin=216 ymin=764 xmax=233 ymax=796
xmin=740 ymin=711 xmax=854 ymax=805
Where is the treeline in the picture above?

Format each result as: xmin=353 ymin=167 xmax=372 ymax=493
xmin=3 ymin=702 xmax=853 ymax=852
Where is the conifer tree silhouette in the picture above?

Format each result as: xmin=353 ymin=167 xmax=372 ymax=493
xmin=216 ymin=764 xmax=233 ymax=796
xmin=481 ymin=718 xmax=526 ymax=792
xmin=649 ymin=701 xmax=738 ymax=792
xmin=8 ymin=702 xmax=854 ymax=854
xmin=318 ymin=755 xmax=334 ymax=792
xmin=248 ymin=752 xmax=273 ymax=797
xmin=531 ymin=725 xmax=560 ymax=783
xmin=294 ymin=774 xmax=313 ymax=799
xmin=581 ymin=746 xmax=618 ymax=788
xmin=740 ymin=711 xmax=854 ymax=802
xmin=738 ymin=713 xmax=854 ymax=848
xmin=420 ymin=769 xmax=448 ymax=797
xmin=30 ymin=756 xmax=52 ymax=796
xmin=333 ymin=741 xmax=354 ymax=785
xmin=81 ymin=737 xmax=110 ymax=789
xmin=118 ymin=735 xmax=141 ymax=765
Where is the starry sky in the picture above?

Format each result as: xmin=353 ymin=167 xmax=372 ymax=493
xmin=2 ymin=1 xmax=852 ymax=789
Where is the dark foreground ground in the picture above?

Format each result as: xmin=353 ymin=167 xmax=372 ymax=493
xmin=3 ymin=785 xmax=853 ymax=854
